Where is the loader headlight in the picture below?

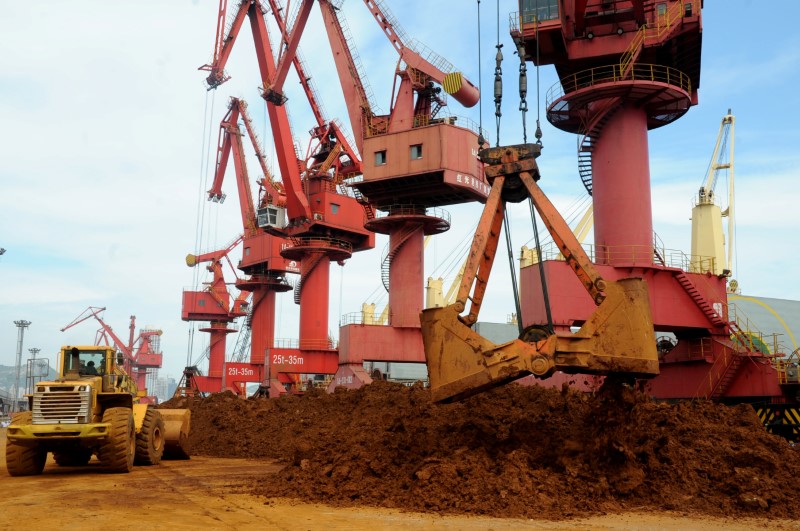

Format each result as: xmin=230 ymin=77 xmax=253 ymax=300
xmin=37 ymin=386 xmax=45 ymax=392
xmin=79 ymin=385 xmax=88 ymax=392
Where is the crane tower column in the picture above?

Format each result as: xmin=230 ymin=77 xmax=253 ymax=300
xmin=202 ymin=322 xmax=236 ymax=382
xmin=298 ymin=253 xmax=331 ymax=348
xmin=388 ymin=224 xmax=425 ymax=327
xmin=249 ymin=290 xmax=276 ymax=365
xmin=592 ymin=104 xmax=653 ymax=264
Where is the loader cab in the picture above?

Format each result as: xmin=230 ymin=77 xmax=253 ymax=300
xmin=61 ymin=347 xmax=110 ymax=378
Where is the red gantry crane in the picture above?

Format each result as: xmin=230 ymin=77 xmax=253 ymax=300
xmin=202 ymin=97 xmax=296 ymax=395
xmin=199 ymin=0 xmax=374 ymax=396
xmin=294 ymin=0 xmax=489 ymax=389
xmin=506 ymin=1 xmax=790 ymax=414
xmin=61 ymin=307 xmax=164 ymax=403
xmin=182 ymin=235 xmax=251 ymax=393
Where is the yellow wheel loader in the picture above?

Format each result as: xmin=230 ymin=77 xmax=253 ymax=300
xmin=4 ymin=346 xmax=191 ymax=476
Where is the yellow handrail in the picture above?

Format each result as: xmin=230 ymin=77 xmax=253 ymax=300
xmin=645 ymin=0 xmax=686 ymax=41
xmin=620 ymin=1 xmax=688 ymax=76
xmin=547 ymin=63 xmax=691 ymax=107
xmin=620 ymin=25 xmax=646 ymax=75
xmin=694 ymin=346 xmax=729 ymax=399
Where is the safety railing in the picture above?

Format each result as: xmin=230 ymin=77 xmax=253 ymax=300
xmin=244 ymin=272 xmax=295 ymax=287
xmin=365 ymin=114 xmax=389 ymax=137
xmin=316 ymin=144 xmax=342 ymax=175
xmin=295 ymin=47 xmax=329 ymax=122
xmin=272 ymin=338 xmax=338 ymax=350
xmin=351 ymin=0 xmax=458 ymax=77
xmin=509 ymin=11 xmax=521 ymax=34
xmin=510 ymin=1 xmax=689 ymax=39
xmin=620 ymin=25 xmax=646 ymax=75
xmin=644 ymin=0 xmax=688 ymax=42
xmin=371 ymin=204 xmax=451 ymax=224
xmin=509 ymin=0 xmax=560 ymax=31
xmin=776 ymin=350 xmax=800 ymax=384
xmin=287 ymin=236 xmax=353 ymax=254
xmin=726 ymin=302 xmax=788 ymax=357
xmin=692 ymin=341 xmax=736 ymax=399
xmin=411 ymin=111 xmax=487 ymax=139
xmin=534 ymin=240 xmax=713 ymax=272
xmin=339 ymin=311 xmax=391 ymax=326
xmin=673 ymin=275 xmax=791 ymax=374
xmin=619 ymin=1 xmax=689 ymax=80
xmin=407 ymin=39 xmax=456 ymax=75
xmin=342 ymin=174 xmax=364 ymax=187
xmin=546 ymin=63 xmax=692 ymax=107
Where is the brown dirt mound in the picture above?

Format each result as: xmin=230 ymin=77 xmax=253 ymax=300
xmin=162 ymin=381 xmax=800 ymax=520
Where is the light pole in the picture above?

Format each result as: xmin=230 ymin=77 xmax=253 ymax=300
xmin=13 ymin=320 xmax=31 ymax=413
xmin=28 ymin=347 xmax=40 ymax=360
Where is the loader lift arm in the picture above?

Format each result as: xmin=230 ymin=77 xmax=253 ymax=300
xmin=421 ymin=145 xmax=659 ymax=402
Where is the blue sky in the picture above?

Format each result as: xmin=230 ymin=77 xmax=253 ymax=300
xmin=1 ymin=0 xmax=798 ymax=385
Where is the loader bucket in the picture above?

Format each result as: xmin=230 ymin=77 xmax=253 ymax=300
xmin=159 ymin=409 xmax=191 ymax=459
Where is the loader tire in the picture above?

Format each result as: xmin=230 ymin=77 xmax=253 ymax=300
xmin=5 ymin=411 xmax=47 ymax=477
xmin=98 ymin=407 xmax=135 ymax=473
xmin=135 ymin=409 xmax=165 ymax=466
xmin=53 ymin=449 xmax=93 ymax=466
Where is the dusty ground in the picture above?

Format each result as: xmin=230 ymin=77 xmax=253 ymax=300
xmin=1 ymin=431 xmax=796 ymax=530
xmin=4 ymin=380 xmax=800 ymax=530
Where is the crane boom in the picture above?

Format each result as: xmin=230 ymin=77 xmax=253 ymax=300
xmin=359 ymin=0 xmax=479 ymax=107
xmin=316 ymin=0 xmax=479 ymax=154
xmin=209 ymin=101 xmax=257 ymax=235
xmin=199 ymin=0 xmax=249 ymax=89
xmin=236 ymin=98 xmax=286 ymax=205
xmin=187 ymin=234 xmax=244 ymax=266
xmin=208 ymin=98 xmax=288 ymax=237
xmin=264 ymin=0 xmax=362 ymax=178
xmin=201 ymin=0 xmax=363 ymax=220
xmin=200 ymin=0 xmax=311 ymax=221
xmin=207 ymin=0 xmax=230 ymax=83
xmin=318 ymin=0 xmax=381 ymax=154
xmin=265 ymin=0 xmax=324 ymax=125
xmin=700 ymin=111 xmax=734 ymax=199
xmin=61 ymin=307 xmax=135 ymax=369
xmin=691 ymin=110 xmax=735 ymax=276
xmin=266 ymin=0 xmax=315 ymax=103
xmin=186 ymin=235 xmax=248 ymax=315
